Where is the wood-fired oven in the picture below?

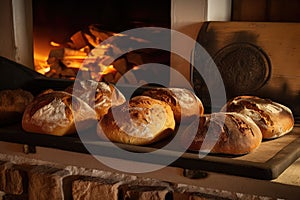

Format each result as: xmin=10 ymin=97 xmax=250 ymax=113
xmin=0 ymin=1 xmax=300 ymax=199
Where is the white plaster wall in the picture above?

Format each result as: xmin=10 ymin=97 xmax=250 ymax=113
xmin=0 ymin=0 xmax=16 ymax=62
xmin=170 ymin=0 xmax=232 ymax=86
xmin=0 ymin=0 xmax=33 ymax=68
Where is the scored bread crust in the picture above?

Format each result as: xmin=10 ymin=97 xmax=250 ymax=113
xmin=65 ymin=80 xmax=126 ymax=120
xmin=141 ymin=87 xmax=204 ymax=124
xmin=97 ymin=95 xmax=176 ymax=145
xmin=221 ymin=96 xmax=294 ymax=139
xmin=22 ymin=91 xmax=97 ymax=136
xmin=182 ymin=112 xmax=262 ymax=155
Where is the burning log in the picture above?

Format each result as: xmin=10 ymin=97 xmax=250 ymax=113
xmin=48 ymin=48 xmax=87 ymax=61
xmin=47 ymin=48 xmax=87 ymax=69
xmin=66 ymin=25 xmax=114 ymax=50
xmin=36 ymin=24 xmax=169 ymax=83
xmin=67 ymin=31 xmax=89 ymax=50
xmin=112 ymin=57 xmax=128 ymax=74
xmin=45 ymin=48 xmax=84 ymax=79
xmin=88 ymin=24 xmax=114 ymax=46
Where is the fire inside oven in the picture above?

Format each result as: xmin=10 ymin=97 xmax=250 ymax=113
xmin=32 ymin=0 xmax=171 ymax=84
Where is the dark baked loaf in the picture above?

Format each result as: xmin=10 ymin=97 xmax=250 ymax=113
xmin=97 ymin=95 xmax=176 ymax=145
xmin=181 ymin=112 xmax=262 ymax=155
xmin=0 ymin=89 xmax=34 ymax=125
xmin=141 ymin=87 xmax=204 ymax=124
xmin=22 ymin=91 xmax=97 ymax=136
xmin=221 ymin=96 xmax=294 ymax=139
xmin=65 ymin=80 xmax=126 ymax=120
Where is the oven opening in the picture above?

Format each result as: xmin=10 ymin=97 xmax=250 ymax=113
xmin=32 ymin=0 xmax=171 ymax=84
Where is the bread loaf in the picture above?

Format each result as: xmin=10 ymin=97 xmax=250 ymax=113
xmin=0 ymin=89 xmax=34 ymax=125
xmin=181 ymin=112 xmax=262 ymax=155
xmin=97 ymin=95 xmax=176 ymax=145
xmin=141 ymin=87 xmax=204 ymax=123
xmin=221 ymin=96 xmax=294 ymax=139
xmin=65 ymin=80 xmax=126 ymax=120
xmin=22 ymin=91 xmax=97 ymax=136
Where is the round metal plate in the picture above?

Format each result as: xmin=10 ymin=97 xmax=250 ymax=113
xmin=213 ymin=42 xmax=271 ymax=95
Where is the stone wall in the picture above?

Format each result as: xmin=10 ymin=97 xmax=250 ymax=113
xmin=0 ymin=154 xmax=273 ymax=200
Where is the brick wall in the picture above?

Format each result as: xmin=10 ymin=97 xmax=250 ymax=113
xmin=0 ymin=155 xmax=273 ymax=200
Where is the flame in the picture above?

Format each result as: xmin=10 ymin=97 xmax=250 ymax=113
xmin=132 ymin=66 xmax=141 ymax=70
xmin=50 ymin=41 xmax=61 ymax=47
xmin=100 ymin=65 xmax=117 ymax=75
xmin=34 ymin=53 xmax=50 ymax=74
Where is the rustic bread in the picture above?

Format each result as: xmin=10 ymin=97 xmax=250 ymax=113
xmin=141 ymin=87 xmax=204 ymax=124
xmin=65 ymin=80 xmax=126 ymax=120
xmin=97 ymin=95 xmax=176 ymax=145
xmin=0 ymin=89 xmax=34 ymax=125
xmin=22 ymin=91 xmax=97 ymax=136
xmin=181 ymin=112 xmax=262 ymax=155
xmin=221 ymin=96 xmax=294 ymax=139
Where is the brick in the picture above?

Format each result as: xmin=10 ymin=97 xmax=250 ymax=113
xmin=172 ymin=191 xmax=190 ymax=200
xmin=0 ymin=162 xmax=30 ymax=195
xmin=0 ymin=162 xmax=9 ymax=192
xmin=28 ymin=165 xmax=70 ymax=200
xmin=172 ymin=185 xmax=233 ymax=200
xmin=190 ymin=193 xmax=227 ymax=200
xmin=3 ymin=168 xmax=24 ymax=195
xmin=173 ymin=191 xmax=231 ymax=200
xmin=120 ymin=185 xmax=171 ymax=200
xmin=2 ymin=194 xmax=28 ymax=200
xmin=72 ymin=176 xmax=120 ymax=200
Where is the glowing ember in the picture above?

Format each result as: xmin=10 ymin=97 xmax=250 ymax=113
xmin=50 ymin=41 xmax=61 ymax=47
xmin=34 ymin=53 xmax=50 ymax=75
xmin=33 ymin=24 xmax=169 ymax=81
xmin=132 ymin=66 xmax=140 ymax=70
xmin=100 ymin=65 xmax=117 ymax=75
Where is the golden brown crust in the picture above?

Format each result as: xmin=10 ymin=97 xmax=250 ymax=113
xmin=0 ymin=89 xmax=34 ymax=125
xmin=182 ymin=112 xmax=262 ymax=155
xmin=22 ymin=91 xmax=97 ymax=136
xmin=97 ymin=95 xmax=176 ymax=145
xmin=66 ymin=80 xmax=126 ymax=120
xmin=221 ymin=96 xmax=294 ymax=139
xmin=141 ymin=87 xmax=204 ymax=124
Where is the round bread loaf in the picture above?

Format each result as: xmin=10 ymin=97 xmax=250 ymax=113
xmin=221 ymin=96 xmax=294 ymax=139
xmin=0 ymin=89 xmax=34 ymax=125
xmin=181 ymin=112 xmax=262 ymax=155
xmin=65 ymin=80 xmax=126 ymax=120
xmin=22 ymin=91 xmax=97 ymax=136
xmin=97 ymin=95 xmax=176 ymax=145
xmin=141 ymin=87 xmax=204 ymax=124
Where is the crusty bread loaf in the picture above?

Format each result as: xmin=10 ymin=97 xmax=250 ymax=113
xmin=221 ymin=96 xmax=294 ymax=139
xmin=22 ymin=91 xmax=97 ymax=136
xmin=141 ymin=87 xmax=204 ymax=124
xmin=0 ymin=89 xmax=34 ymax=125
xmin=97 ymin=95 xmax=176 ymax=145
xmin=65 ymin=80 xmax=126 ymax=120
xmin=181 ymin=112 xmax=262 ymax=155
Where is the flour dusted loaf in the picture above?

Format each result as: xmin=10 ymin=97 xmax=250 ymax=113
xmin=0 ymin=89 xmax=34 ymax=125
xmin=97 ymin=95 xmax=176 ymax=145
xmin=22 ymin=91 xmax=97 ymax=136
xmin=181 ymin=112 xmax=262 ymax=155
xmin=141 ymin=87 xmax=204 ymax=124
xmin=221 ymin=96 xmax=294 ymax=139
xmin=65 ymin=80 xmax=126 ymax=120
